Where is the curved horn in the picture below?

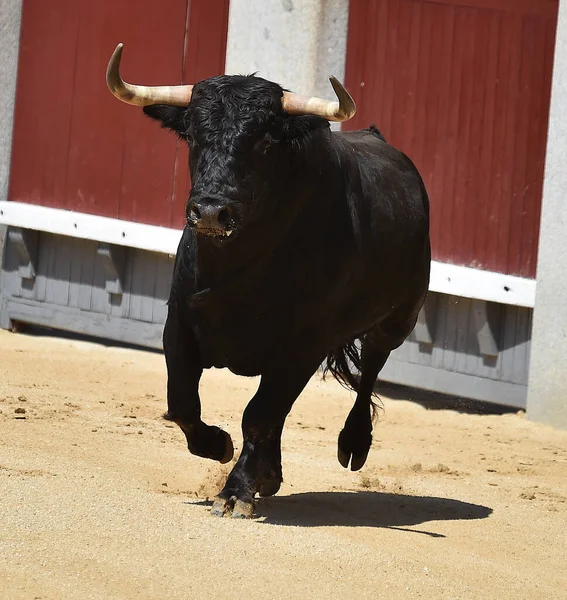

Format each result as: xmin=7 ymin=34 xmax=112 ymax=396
xmin=106 ymin=43 xmax=193 ymax=107
xmin=281 ymin=76 xmax=356 ymax=122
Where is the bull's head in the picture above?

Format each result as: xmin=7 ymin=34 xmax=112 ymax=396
xmin=106 ymin=44 xmax=356 ymax=241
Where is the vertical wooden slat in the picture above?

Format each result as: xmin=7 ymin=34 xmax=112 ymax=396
xmin=507 ymin=15 xmax=535 ymax=276
xmin=461 ymin=8 xmax=490 ymax=269
xmin=382 ymin=0 xmax=401 ymax=137
xmin=8 ymin=0 xmax=80 ymax=207
xmin=436 ymin=3 xmax=460 ymax=264
xmin=451 ymin=7 xmax=477 ymax=267
xmin=472 ymin=11 xmax=500 ymax=271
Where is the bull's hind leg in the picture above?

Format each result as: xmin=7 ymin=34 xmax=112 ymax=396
xmin=163 ymin=303 xmax=234 ymax=464
xmin=337 ymin=334 xmax=390 ymax=471
xmin=211 ymin=355 xmax=323 ymax=518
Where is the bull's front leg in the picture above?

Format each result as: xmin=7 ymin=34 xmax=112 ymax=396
xmin=163 ymin=302 xmax=234 ymax=464
xmin=211 ymin=354 xmax=323 ymax=518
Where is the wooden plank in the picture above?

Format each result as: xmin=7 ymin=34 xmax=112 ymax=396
xmin=507 ymin=15 xmax=536 ymax=277
xmin=8 ymin=0 xmax=80 ymax=207
xmin=518 ymin=18 xmax=554 ymax=278
xmin=78 ymin=240 xmax=96 ymax=312
xmin=5 ymin=298 xmax=164 ymax=350
xmin=68 ymin=238 xmax=83 ymax=309
xmin=381 ymin=0 xmax=401 ymax=138
xmin=381 ymin=354 xmax=527 ymax=408
xmin=421 ymin=0 xmax=558 ymax=18
xmin=34 ymin=234 xmax=48 ymax=303
xmin=435 ymin=3 xmax=460 ymax=264
xmin=472 ymin=12 xmax=500 ymax=271
xmin=460 ymin=8 xmax=490 ymax=269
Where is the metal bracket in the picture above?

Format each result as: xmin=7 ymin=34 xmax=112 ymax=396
xmin=472 ymin=299 xmax=499 ymax=358
xmin=96 ymin=242 xmax=126 ymax=297
xmin=7 ymin=227 xmax=38 ymax=282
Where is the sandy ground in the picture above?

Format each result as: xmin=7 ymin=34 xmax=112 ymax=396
xmin=0 ymin=329 xmax=566 ymax=600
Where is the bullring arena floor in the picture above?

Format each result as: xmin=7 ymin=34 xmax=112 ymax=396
xmin=0 ymin=329 xmax=566 ymax=599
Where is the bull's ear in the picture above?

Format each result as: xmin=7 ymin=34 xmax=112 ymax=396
xmin=143 ymin=105 xmax=186 ymax=135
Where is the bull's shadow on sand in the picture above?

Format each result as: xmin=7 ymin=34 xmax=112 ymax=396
xmin=259 ymin=491 xmax=491 ymax=535
xmin=258 ymin=492 xmax=492 ymax=534
xmin=192 ymin=491 xmax=492 ymax=535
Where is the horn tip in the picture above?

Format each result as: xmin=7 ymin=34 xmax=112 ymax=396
xmin=110 ymin=43 xmax=124 ymax=63
xmin=328 ymin=76 xmax=356 ymax=121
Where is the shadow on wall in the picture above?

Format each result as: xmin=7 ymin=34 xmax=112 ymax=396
xmin=376 ymin=380 xmax=519 ymax=415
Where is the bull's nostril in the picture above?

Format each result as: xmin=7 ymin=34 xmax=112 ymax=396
xmin=190 ymin=205 xmax=201 ymax=222
xmin=217 ymin=207 xmax=230 ymax=226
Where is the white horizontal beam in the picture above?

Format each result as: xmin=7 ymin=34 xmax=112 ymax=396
xmin=0 ymin=201 xmax=537 ymax=307
xmin=0 ymin=201 xmax=181 ymax=256
xmin=429 ymin=260 xmax=536 ymax=308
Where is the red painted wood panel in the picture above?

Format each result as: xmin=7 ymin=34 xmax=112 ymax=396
xmin=344 ymin=0 xmax=558 ymax=278
xmin=9 ymin=0 xmax=229 ymax=230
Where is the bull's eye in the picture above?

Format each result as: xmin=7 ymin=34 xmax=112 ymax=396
xmin=255 ymin=137 xmax=272 ymax=154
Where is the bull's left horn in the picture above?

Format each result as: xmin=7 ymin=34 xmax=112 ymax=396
xmin=106 ymin=43 xmax=193 ymax=107
xmin=281 ymin=76 xmax=356 ymax=122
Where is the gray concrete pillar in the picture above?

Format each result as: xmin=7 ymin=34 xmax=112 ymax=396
xmin=0 ymin=0 xmax=23 ymax=203
xmin=225 ymin=0 xmax=349 ymax=124
xmin=527 ymin=0 xmax=567 ymax=429
xmin=0 ymin=0 xmax=22 ymax=298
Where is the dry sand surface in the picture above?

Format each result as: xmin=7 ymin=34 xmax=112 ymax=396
xmin=0 ymin=329 xmax=566 ymax=600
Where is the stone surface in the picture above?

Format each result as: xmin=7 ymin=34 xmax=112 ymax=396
xmin=0 ymin=0 xmax=22 ymax=203
xmin=527 ymin=0 xmax=567 ymax=429
xmin=225 ymin=0 xmax=349 ymax=129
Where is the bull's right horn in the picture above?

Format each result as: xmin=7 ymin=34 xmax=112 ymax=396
xmin=106 ymin=43 xmax=193 ymax=107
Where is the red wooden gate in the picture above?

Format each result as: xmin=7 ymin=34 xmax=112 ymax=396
xmin=345 ymin=0 xmax=558 ymax=278
xmin=9 ymin=0 xmax=229 ymax=230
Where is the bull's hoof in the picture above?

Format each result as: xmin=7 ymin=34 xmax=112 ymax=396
xmin=211 ymin=495 xmax=255 ymax=519
xmin=337 ymin=428 xmax=371 ymax=471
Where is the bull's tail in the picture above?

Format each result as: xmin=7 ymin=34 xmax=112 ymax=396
xmin=324 ymin=339 xmax=381 ymax=415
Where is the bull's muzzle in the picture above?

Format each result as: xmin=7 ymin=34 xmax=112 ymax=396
xmin=187 ymin=199 xmax=234 ymax=237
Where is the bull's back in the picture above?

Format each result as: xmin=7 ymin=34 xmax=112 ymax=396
xmin=334 ymin=128 xmax=430 ymax=298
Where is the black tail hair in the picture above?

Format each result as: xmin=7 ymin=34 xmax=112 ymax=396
xmin=324 ymin=339 xmax=381 ymax=418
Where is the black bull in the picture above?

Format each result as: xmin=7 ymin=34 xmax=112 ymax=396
xmin=143 ymin=75 xmax=431 ymax=518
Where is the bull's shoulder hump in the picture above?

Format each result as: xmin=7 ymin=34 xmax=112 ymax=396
xmin=334 ymin=130 xmax=417 ymax=174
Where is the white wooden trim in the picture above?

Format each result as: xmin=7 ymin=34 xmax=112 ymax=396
xmin=0 ymin=201 xmax=537 ymax=307
xmin=429 ymin=260 xmax=536 ymax=308
xmin=0 ymin=201 xmax=181 ymax=256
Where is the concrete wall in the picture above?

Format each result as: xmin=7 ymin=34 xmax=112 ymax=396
xmin=527 ymin=0 xmax=567 ymax=429
xmin=225 ymin=0 xmax=349 ymax=127
xmin=0 ymin=0 xmax=23 ymax=287
xmin=0 ymin=0 xmax=22 ymax=203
